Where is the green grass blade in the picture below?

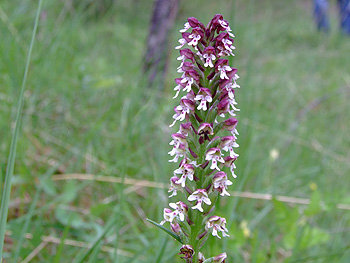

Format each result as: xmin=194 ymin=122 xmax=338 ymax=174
xmin=146 ymin=218 xmax=183 ymax=244
xmin=155 ymin=237 xmax=169 ymax=263
xmin=73 ymin=212 xmax=118 ymax=263
xmin=0 ymin=0 xmax=43 ymax=261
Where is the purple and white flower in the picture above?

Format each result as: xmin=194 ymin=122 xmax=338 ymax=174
xmin=219 ymin=136 xmax=239 ymax=158
xmin=168 ymin=176 xmax=182 ymax=197
xmin=212 ymin=171 xmax=233 ymax=196
xmin=169 ymin=201 xmax=188 ymax=221
xmin=205 ymin=216 xmax=230 ymax=239
xmin=174 ymin=163 xmax=195 ymax=187
xmin=188 ymin=189 xmax=211 ymax=212
xmin=194 ymin=88 xmax=212 ymax=111
xmin=205 ymin=148 xmax=225 ymax=170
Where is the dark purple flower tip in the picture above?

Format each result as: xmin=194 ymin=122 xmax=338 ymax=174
xmin=175 ymin=77 xmax=184 ymax=85
xmin=197 ymin=87 xmax=212 ymax=96
xmin=223 ymin=117 xmax=238 ymax=131
xmin=191 ymin=26 xmax=205 ymax=36
xmin=218 ymin=89 xmax=229 ymax=101
xmin=188 ymin=17 xmax=199 ymax=28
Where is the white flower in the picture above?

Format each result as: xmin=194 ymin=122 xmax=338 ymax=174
xmin=188 ymin=189 xmax=211 ymax=212
xmin=168 ymin=144 xmax=186 ymax=162
xmin=219 ymin=136 xmax=239 ymax=158
xmin=212 ymin=172 xmax=233 ymax=196
xmin=205 ymin=216 xmax=230 ymax=239
xmin=203 ymin=53 xmax=216 ymax=68
xmin=218 ymin=19 xmax=235 ymax=37
xmin=205 ymin=148 xmax=225 ymax=171
xmin=180 ymin=76 xmax=194 ymax=92
xmin=188 ymin=32 xmax=201 ymax=46
xmin=194 ymin=88 xmax=212 ymax=111
xmin=168 ymin=176 xmax=182 ymax=197
xmin=180 ymin=22 xmax=191 ymax=33
xmin=169 ymin=99 xmax=194 ymax=127
xmin=174 ymin=163 xmax=195 ymax=187
xmin=218 ymin=64 xmax=232 ymax=79
xmin=160 ymin=208 xmax=177 ymax=225
xmin=175 ymin=38 xmax=186 ymax=49
xmin=169 ymin=201 xmax=188 ymax=221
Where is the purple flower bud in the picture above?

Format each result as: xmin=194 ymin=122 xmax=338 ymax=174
xmin=171 ymin=222 xmax=181 ymax=234
xmin=223 ymin=117 xmax=238 ymax=131
xmin=179 ymin=122 xmax=192 ymax=136
xmin=207 ymin=14 xmax=224 ymax=31
xmin=188 ymin=17 xmax=204 ymax=29
xmin=217 ymin=98 xmax=230 ymax=116
xmin=178 ymin=48 xmax=196 ymax=64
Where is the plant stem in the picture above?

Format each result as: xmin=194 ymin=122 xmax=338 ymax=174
xmin=0 ymin=0 xmax=43 ymax=261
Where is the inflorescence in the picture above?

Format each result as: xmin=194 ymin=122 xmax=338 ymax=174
xmin=161 ymin=14 xmax=241 ymax=263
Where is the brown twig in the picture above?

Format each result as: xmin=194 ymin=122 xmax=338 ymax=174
xmin=52 ymin=173 xmax=350 ymax=211
xmin=5 ymin=231 xmax=139 ymax=259
xmin=21 ymin=241 xmax=49 ymax=263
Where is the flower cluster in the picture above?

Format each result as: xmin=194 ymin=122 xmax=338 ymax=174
xmin=162 ymin=14 xmax=241 ymax=263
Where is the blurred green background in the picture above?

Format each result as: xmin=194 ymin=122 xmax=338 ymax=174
xmin=1 ymin=0 xmax=350 ymax=262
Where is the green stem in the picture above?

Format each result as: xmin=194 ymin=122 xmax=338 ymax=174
xmin=0 ymin=0 xmax=43 ymax=261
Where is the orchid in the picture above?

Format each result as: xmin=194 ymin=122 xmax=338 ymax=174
xmin=150 ymin=14 xmax=241 ymax=263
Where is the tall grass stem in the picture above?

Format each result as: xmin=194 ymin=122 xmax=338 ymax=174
xmin=0 ymin=0 xmax=43 ymax=261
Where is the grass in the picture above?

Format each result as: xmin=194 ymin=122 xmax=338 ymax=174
xmin=1 ymin=0 xmax=350 ymax=262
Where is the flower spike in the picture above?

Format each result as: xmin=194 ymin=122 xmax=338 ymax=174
xmin=156 ymin=14 xmax=242 ymax=262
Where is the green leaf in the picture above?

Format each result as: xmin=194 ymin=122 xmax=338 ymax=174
xmin=146 ymin=218 xmax=183 ymax=244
